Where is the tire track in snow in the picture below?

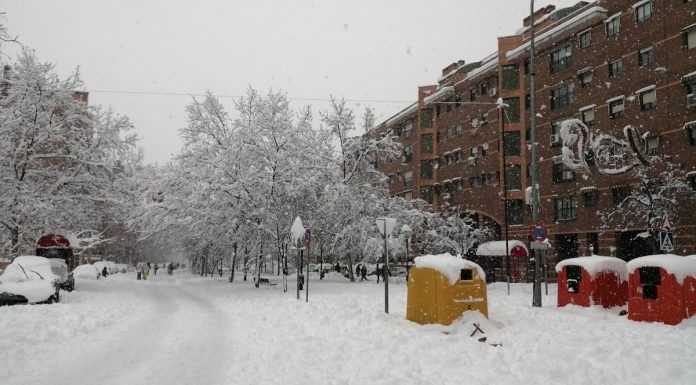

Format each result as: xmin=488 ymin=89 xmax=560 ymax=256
xmin=48 ymin=280 xmax=231 ymax=385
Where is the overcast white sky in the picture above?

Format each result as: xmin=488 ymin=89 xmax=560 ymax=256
xmin=2 ymin=0 xmax=579 ymax=165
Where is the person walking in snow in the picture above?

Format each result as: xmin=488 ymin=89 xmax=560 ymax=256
xmin=334 ymin=262 xmax=340 ymax=272
xmin=153 ymin=263 xmax=159 ymax=276
xmin=101 ymin=266 xmax=108 ymax=278
xmin=136 ymin=263 xmax=143 ymax=280
xmin=376 ymin=265 xmax=381 ymax=283
xmin=360 ymin=264 xmax=367 ymax=281
xmin=143 ymin=262 xmax=151 ymax=280
xmin=167 ymin=262 xmax=174 ymax=276
xmin=355 ymin=264 xmax=361 ymax=277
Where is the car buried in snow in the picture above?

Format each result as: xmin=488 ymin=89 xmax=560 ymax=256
xmin=0 ymin=256 xmax=63 ymax=306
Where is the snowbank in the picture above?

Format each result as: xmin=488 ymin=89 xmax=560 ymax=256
xmin=476 ymin=240 xmax=528 ymax=256
xmin=627 ymin=254 xmax=696 ymax=284
xmin=414 ymin=253 xmax=485 ymax=284
xmin=555 ymin=255 xmax=628 ymax=280
xmin=73 ymin=264 xmax=100 ymax=280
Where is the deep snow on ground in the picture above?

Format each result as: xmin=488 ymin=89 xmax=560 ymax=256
xmin=0 ymin=270 xmax=694 ymax=385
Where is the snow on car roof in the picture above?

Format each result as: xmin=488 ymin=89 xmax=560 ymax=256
xmin=555 ymin=255 xmax=628 ymax=280
xmin=12 ymin=255 xmax=52 ymax=266
xmin=414 ymin=253 xmax=485 ymax=284
xmin=627 ymin=254 xmax=696 ymax=284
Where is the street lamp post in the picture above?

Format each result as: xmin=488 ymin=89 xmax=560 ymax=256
xmin=529 ymin=0 xmax=543 ymax=308
xmin=376 ymin=218 xmax=396 ymax=314
xmin=401 ymin=224 xmax=412 ymax=283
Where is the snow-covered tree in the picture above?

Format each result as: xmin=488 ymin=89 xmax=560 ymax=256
xmin=0 ymin=50 xmax=140 ymax=256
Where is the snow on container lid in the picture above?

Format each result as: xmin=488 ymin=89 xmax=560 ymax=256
xmin=627 ymin=254 xmax=696 ymax=284
xmin=476 ymin=240 xmax=528 ymax=257
xmin=414 ymin=253 xmax=485 ymax=284
xmin=555 ymin=255 xmax=628 ymax=280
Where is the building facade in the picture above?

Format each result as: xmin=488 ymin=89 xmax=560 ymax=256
xmin=374 ymin=0 xmax=696 ymax=280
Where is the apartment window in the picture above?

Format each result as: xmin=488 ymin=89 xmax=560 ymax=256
xmin=634 ymin=1 xmax=652 ymax=23
xmin=470 ymin=117 xmax=479 ymax=128
xmin=612 ymin=185 xmax=631 ymax=205
xmin=402 ymin=145 xmax=413 ymax=163
xmin=606 ymin=15 xmax=620 ymax=37
xmin=445 ymin=98 xmax=452 ymax=112
xmin=578 ymin=68 xmax=594 ymax=88
xmin=608 ymin=96 xmax=625 ymax=119
xmin=420 ymin=186 xmax=433 ymax=204
xmin=447 ymin=126 xmax=454 ymax=138
xmin=481 ymin=143 xmax=489 ymax=156
xmin=609 ymin=59 xmax=623 ymax=77
xmin=552 ymin=159 xmax=575 ymax=184
xmin=505 ymin=165 xmax=521 ymax=190
xmin=502 ymin=64 xmax=520 ymax=90
xmin=683 ymin=25 xmax=696 ymax=49
xmin=637 ymin=86 xmax=657 ymax=110
xmin=420 ymin=160 xmax=433 ymax=179
xmin=506 ymin=200 xmax=524 ymax=225
xmin=403 ymin=171 xmax=413 ymax=185
xmin=503 ymin=97 xmax=520 ymax=123
xmin=550 ymin=120 xmax=564 ymax=147
xmin=452 ymin=178 xmax=463 ymax=191
xmin=638 ymin=46 xmax=654 ymax=67
xmin=550 ymin=43 xmax=572 ymax=73
xmin=583 ymin=189 xmax=598 ymax=207
xmin=689 ymin=173 xmax=696 ymax=190
xmin=455 ymin=93 xmax=462 ymax=107
xmin=554 ymin=195 xmax=578 ymax=221
xmin=481 ymin=112 xmax=489 ymax=125
xmin=644 ymin=135 xmax=659 ymax=155
xmin=471 ymin=146 xmax=479 ymax=159
xmin=685 ymin=121 xmax=696 ymax=146
xmin=469 ymin=88 xmax=477 ymax=101
xmin=480 ymin=81 xmax=488 ymax=95
xmin=403 ymin=121 xmax=413 ymax=138
xmin=469 ymin=175 xmax=482 ymax=188
xmin=420 ymin=109 xmax=433 ymax=128
xmin=504 ymin=132 xmax=521 ymax=157
xmin=580 ymin=106 xmax=595 ymax=126
xmin=452 ymin=149 xmax=461 ymax=163
xmin=551 ymin=84 xmax=573 ymax=109
xmin=579 ymin=29 xmax=592 ymax=49
xmin=420 ymin=134 xmax=433 ymax=153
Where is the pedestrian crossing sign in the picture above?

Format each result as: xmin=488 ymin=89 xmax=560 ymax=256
xmin=659 ymin=231 xmax=674 ymax=252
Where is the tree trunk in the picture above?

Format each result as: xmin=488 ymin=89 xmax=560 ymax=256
xmin=255 ymin=244 xmax=263 ymax=288
xmin=229 ymin=242 xmax=237 ymax=282
xmin=347 ymin=254 xmax=355 ymax=282
xmin=243 ymin=245 xmax=248 ymax=281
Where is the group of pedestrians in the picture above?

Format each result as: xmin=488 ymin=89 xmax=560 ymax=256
xmin=354 ymin=264 xmax=368 ymax=281
xmin=136 ymin=262 xmax=151 ymax=280
xmin=136 ymin=261 xmax=176 ymax=280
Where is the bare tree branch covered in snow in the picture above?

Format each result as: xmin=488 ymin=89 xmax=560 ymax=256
xmin=558 ymin=118 xmax=695 ymax=250
xmin=133 ymin=91 xmax=487 ymax=282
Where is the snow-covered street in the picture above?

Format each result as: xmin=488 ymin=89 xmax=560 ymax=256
xmin=1 ymin=271 xmax=694 ymax=385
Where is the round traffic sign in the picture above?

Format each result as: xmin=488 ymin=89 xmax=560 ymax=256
xmin=530 ymin=222 xmax=548 ymax=242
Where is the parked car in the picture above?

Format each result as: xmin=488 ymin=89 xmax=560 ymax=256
xmin=73 ymin=264 xmax=100 ymax=280
xmin=0 ymin=256 xmax=62 ymax=306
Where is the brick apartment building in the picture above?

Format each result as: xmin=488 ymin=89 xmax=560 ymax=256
xmin=373 ymin=0 xmax=696 ymax=280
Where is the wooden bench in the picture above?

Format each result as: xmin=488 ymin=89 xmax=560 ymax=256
xmin=255 ymin=277 xmax=277 ymax=286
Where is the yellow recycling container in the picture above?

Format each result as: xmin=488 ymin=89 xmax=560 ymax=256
xmin=407 ymin=253 xmax=488 ymax=325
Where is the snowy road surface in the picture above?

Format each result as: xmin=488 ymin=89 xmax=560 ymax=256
xmin=1 ymin=270 xmax=695 ymax=385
